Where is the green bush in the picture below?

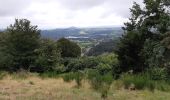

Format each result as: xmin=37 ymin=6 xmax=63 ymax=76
xmin=87 ymin=69 xmax=102 ymax=90
xmin=62 ymin=72 xmax=84 ymax=88
xmin=148 ymin=67 xmax=168 ymax=81
xmin=97 ymin=63 xmax=112 ymax=75
xmin=121 ymin=74 xmax=133 ymax=89
xmin=87 ymin=69 xmax=113 ymax=99
xmin=121 ymin=73 xmax=155 ymax=91
xmin=62 ymin=72 xmax=76 ymax=82
xmin=74 ymin=71 xmax=84 ymax=88
xmin=34 ymin=39 xmax=61 ymax=73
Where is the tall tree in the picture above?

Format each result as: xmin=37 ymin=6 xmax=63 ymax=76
xmin=2 ymin=19 xmax=40 ymax=71
xmin=117 ymin=0 xmax=170 ymax=73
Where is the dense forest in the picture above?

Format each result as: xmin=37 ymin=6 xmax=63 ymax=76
xmin=0 ymin=0 xmax=169 ymax=99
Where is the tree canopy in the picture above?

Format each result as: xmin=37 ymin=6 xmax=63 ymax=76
xmin=117 ymin=0 xmax=170 ymax=73
xmin=0 ymin=19 xmax=40 ymax=71
xmin=57 ymin=38 xmax=81 ymax=58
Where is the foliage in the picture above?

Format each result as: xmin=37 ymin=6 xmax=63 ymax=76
xmin=57 ymin=38 xmax=81 ymax=58
xmin=74 ymin=71 xmax=84 ymax=88
xmin=161 ymin=32 xmax=170 ymax=74
xmin=65 ymin=58 xmax=85 ymax=72
xmin=148 ymin=67 xmax=168 ymax=80
xmin=141 ymin=39 xmax=165 ymax=68
xmin=62 ymin=71 xmax=84 ymax=88
xmin=117 ymin=31 xmax=144 ymax=72
xmin=62 ymin=72 xmax=75 ymax=82
xmin=96 ymin=63 xmax=111 ymax=75
xmin=33 ymin=39 xmax=61 ymax=72
xmin=121 ymin=73 xmax=155 ymax=91
xmin=117 ymin=0 xmax=170 ymax=73
xmin=65 ymin=53 xmax=118 ymax=76
xmin=87 ymin=69 xmax=113 ymax=99
xmin=121 ymin=72 xmax=170 ymax=92
xmin=0 ymin=19 xmax=40 ymax=71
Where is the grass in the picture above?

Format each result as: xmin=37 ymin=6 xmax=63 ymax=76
xmin=120 ymin=73 xmax=170 ymax=92
xmin=0 ymin=74 xmax=169 ymax=100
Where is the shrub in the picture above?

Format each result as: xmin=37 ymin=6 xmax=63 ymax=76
xmin=62 ymin=72 xmax=76 ymax=82
xmin=33 ymin=39 xmax=61 ymax=73
xmin=148 ymin=67 xmax=168 ymax=81
xmin=87 ymin=69 xmax=113 ymax=99
xmin=74 ymin=71 xmax=84 ymax=88
xmin=65 ymin=58 xmax=84 ymax=72
xmin=87 ymin=69 xmax=102 ymax=90
xmin=97 ymin=63 xmax=112 ymax=75
xmin=62 ymin=72 xmax=84 ymax=88
xmin=121 ymin=74 xmax=133 ymax=89
xmin=121 ymin=73 xmax=155 ymax=91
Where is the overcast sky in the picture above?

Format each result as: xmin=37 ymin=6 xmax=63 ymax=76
xmin=0 ymin=0 xmax=143 ymax=29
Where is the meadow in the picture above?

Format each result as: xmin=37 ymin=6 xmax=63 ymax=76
xmin=0 ymin=73 xmax=170 ymax=100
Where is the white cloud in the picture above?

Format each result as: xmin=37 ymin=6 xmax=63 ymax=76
xmin=0 ymin=0 xmax=143 ymax=29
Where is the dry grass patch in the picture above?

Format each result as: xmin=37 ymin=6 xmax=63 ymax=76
xmin=0 ymin=75 xmax=169 ymax=100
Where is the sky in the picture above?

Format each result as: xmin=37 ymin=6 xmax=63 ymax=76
xmin=0 ymin=0 xmax=143 ymax=29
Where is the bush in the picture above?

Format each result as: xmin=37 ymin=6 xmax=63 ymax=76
xmin=65 ymin=58 xmax=84 ymax=72
xmin=121 ymin=73 xmax=155 ymax=91
xmin=74 ymin=71 xmax=84 ymax=88
xmin=97 ymin=63 xmax=112 ymax=75
xmin=62 ymin=72 xmax=75 ymax=82
xmin=87 ymin=69 xmax=113 ymax=99
xmin=87 ymin=70 xmax=102 ymax=90
xmin=148 ymin=67 xmax=168 ymax=81
xmin=62 ymin=71 xmax=84 ymax=88
xmin=33 ymin=39 xmax=61 ymax=73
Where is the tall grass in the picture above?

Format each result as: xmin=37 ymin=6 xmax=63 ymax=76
xmin=39 ymin=71 xmax=60 ymax=79
xmin=62 ymin=71 xmax=84 ymax=88
xmin=120 ymin=73 xmax=170 ymax=92
xmin=11 ymin=70 xmax=32 ymax=80
xmin=87 ymin=69 xmax=113 ymax=99
xmin=0 ymin=71 xmax=8 ymax=80
xmin=121 ymin=73 xmax=155 ymax=91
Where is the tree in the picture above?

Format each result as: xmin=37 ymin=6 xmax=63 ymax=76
xmin=33 ymin=39 xmax=61 ymax=72
xmin=117 ymin=0 xmax=170 ymax=73
xmin=57 ymin=38 xmax=81 ymax=58
xmin=1 ymin=19 xmax=40 ymax=71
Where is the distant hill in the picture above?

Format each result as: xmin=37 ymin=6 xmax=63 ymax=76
xmin=85 ymin=39 xmax=119 ymax=56
xmin=41 ymin=27 xmax=123 ymax=40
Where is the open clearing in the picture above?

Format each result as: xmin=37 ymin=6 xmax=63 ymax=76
xmin=0 ymin=75 xmax=170 ymax=100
